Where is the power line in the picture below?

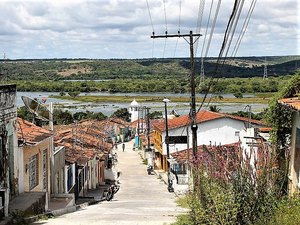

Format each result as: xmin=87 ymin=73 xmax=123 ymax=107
xmin=145 ymin=0 xmax=155 ymax=33
xmin=174 ymin=0 xmax=182 ymax=57
xmin=163 ymin=0 xmax=168 ymax=33
xmin=195 ymin=0 xmax=206 ymax=55
xmin=197 ymin=0 xmax=244 ymax=113
xmin=203 ymin=0 xmax=221 ymax=58
xmin=223 ymin=0 xmax=245 ymax=59
xmin=231 ymin=0 xmax=257 ymax=57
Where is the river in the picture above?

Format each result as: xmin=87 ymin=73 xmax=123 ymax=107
xmin=16 ymin=92 xmax=267 ymax=116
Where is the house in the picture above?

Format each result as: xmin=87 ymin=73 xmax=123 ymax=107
xmin=153 ymin=110 xmax=265 ymax=172
xmin=278 ymin=97 xmax=300 ymax=196
xmin=54 ymin=120 xmax=113 ymax=201
xmin=171 ymin=143 xmax=241 ymax=194
xmin=0 ymin=84 xmax=17 ymax=217
xmin=15 ymin=118 xmax=52 ymax=213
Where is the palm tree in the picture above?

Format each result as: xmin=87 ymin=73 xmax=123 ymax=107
xmin=209 ymin=105 xmax=221 ymax=112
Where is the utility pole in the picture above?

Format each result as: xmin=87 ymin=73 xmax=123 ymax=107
xmin=152 ymin=31 xmax=201 ymax=159
xmin=145 ymin=107 xmax=151 ymax=152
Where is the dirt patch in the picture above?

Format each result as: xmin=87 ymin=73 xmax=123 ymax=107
xmin=58 ymin=66 xmax=92 ymax=77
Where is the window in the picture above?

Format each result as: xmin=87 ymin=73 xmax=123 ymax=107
xmin=29 ymin=154 xmax=38 ymax=190
xmin=168 ymin=136 xmax=187 ymax=144
xmin=42 ymin=149 xmax=47 ymax=190
xmin=67 ymin=165 xmax=74 ymax=192
xmin=172 ymin=163 xmax=187 ymax=174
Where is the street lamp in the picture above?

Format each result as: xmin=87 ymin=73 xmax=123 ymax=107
xmin=163 ymin=97 xmax=174 ymax=192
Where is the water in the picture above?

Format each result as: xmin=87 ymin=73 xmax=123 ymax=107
xmin=16 ymin=92 xmax=267 ymax=117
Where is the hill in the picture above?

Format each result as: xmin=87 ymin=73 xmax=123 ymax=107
xmin=0 ymin=56 xmax=299 ymax=81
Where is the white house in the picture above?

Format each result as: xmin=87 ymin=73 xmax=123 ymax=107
xmin=153 ymin=110 xmax=265 ymax=172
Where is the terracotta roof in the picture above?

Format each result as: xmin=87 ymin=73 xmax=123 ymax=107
xmin=17 ymin=118 xmax=52 ymax=145
xmin=171 ymin=142 xmax=240 ymax=164
xmin=54 ymin=120 xmax=113 ymax=164
xmin=258 ymin=127 xmax=272 ymax=132
xmin=278 ymin=97 xmax=300 ymax=111
xmin=154 ymin=110 xmax=265 ymax=132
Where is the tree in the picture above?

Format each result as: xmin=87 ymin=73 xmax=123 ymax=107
xmin=68 ymin=91 xmax=80 ymax=98
xmin=148 ymin=111 xmax=163 ymax=119
xmin=233 ymin=91 xmax=243 ymax=98
xmin=110 ymin=108 xmax=130 ymax=122
xmin=92 ymin=112 xmax=107 ymax=121
xmin=209 ymin=105 xmax=221 ymax=112
xmin=53 ymin=109 xmax=73 ymax=125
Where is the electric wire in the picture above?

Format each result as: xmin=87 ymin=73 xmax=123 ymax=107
xmin=174 ymin=0 xmax=182 ymax=57
xmin=195 ymin=0 xmax=206 ymax=55
xmin=197 ymin=0 xmax=243 ymax=113
xmin=162 ymin=0 xmax=168 ymax=58
xmin=163 ymin=0 xmax=168 ymax=33
xmin=231 ymin=0 xmax=257 ymax=57
xmin=223 ymin=0 xmax=245 ymax=60
xmin=204 ymin=0 xmax=221 ymax=58
xmin=200 ymin=0 xmax=214 ymax=59
xmin=145 ymin=0 xmax=155 ymax=34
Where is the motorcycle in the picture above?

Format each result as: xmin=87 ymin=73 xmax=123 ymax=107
xmin=105 ymin=183 xmax=120 ymax=201
xmin=147 ymin=165 xmax=153 ymax=175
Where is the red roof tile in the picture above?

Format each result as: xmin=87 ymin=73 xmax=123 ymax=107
xmin=17 ymin=118 xmax=52 ymax=145
xmin=171 ymin=142 xmax=240 ymax=163
xmin=279 ymin=97 xmax=300 ymax=111
xmin=154 ymin=110 xmax=265 ymax=132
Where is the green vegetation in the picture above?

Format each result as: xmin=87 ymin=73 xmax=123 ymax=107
xmin=173 ymin=73 xmax=300 ymax=225
xmin=3 ymin=75 xmax=293 ymax=94
xmin=0 ymin=57 xmax=298 ymax=94
xmin=17 ymin=106 xmax=108 ymax=125
xmin=50 ymin=94 xmax=270 ymax=104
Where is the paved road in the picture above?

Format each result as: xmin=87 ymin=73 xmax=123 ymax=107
xmin=35 ymin=140 xmax=185 ymax=225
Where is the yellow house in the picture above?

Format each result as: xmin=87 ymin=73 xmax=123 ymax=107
xmin=17 ymin=118 xmax=52 ymax=194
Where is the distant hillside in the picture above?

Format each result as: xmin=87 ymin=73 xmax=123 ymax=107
xmin=0 ymin=56 xmax=299 ymax=81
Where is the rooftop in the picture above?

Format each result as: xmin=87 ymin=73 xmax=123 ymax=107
xmin=17 ymin=118 xmax=52 ymax=145
xmin=278 ymin=97 xmax=300 ymax=111
xmin=154 ymin=110 xmax=265 ymax=132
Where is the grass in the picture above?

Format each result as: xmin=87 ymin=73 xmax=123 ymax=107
xmin=51 ymin=94 xmax=270 ymax=104
xmin=256 ymin=196 xmax=300 ymax=225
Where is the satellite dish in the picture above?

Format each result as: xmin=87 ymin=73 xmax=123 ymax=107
xmin=21 ymin=96 xmax=52 ymax=122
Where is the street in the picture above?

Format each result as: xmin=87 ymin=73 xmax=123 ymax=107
xmin=34 ymin=140 xmax=185 ymax=225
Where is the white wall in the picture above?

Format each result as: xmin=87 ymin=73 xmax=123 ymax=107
xmin=289 ymin=111 xmax=300 ymax=194
xmin=161 ymin=117 xmax=248 ymax=155
xmin=17 ymin=147 xmax=24 ymax=194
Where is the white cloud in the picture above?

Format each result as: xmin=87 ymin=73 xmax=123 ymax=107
xmin=0 ymin=0 xmax=298 ymax=59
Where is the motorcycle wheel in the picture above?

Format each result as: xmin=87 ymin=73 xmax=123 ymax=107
xmin=113 ymin=185 xmax=120 ymax=194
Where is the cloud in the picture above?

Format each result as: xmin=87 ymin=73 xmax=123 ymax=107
xmin=0 ymin=0 xmax=298 ymax=59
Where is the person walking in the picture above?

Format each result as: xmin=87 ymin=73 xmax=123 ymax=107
xmin=122 ymin=143 xmax=125 ymax=152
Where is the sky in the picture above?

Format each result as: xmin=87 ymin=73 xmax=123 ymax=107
xmin=0 ymin=0 xmax=299 ymax=59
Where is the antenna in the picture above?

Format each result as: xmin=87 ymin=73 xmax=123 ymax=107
xmin=263 ymin=57 xmax=268 ymax=79
xmin=21 ymin=96 xmax=52 ymax=124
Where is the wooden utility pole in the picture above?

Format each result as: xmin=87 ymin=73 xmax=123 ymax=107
xmin=151 ymin=31 xmax=201 ymax=159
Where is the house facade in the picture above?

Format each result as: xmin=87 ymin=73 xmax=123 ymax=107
xmin=279 ymin=98 xmax=300 ymax=196
xmin=153 ymin=110 xmax=265 ymax=172
xmin=16 ymin=118 xmax=52 ymax=212
xmin=0 ymin=84 xmax=17 ymax=217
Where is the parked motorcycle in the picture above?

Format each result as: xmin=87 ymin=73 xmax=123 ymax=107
xmin=147 ymin=165 xmax=153 ymax=175
xmin=105 ymin=183 xmax=120 ymax=201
